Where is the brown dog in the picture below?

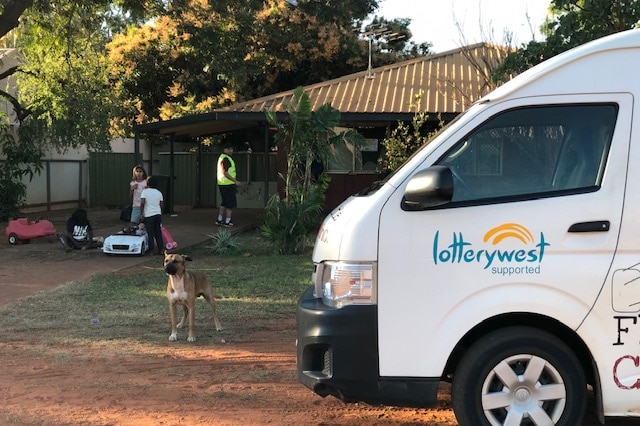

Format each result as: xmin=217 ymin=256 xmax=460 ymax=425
xmin=164 ymin=252 xmax=223 ymax=342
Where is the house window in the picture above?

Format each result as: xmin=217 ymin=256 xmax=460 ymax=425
xmin=328 ymin=137 xmax=380 ymax=173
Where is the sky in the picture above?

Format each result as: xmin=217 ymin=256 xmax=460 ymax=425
xmin=376 ymin=0 xmax=552 ymax=52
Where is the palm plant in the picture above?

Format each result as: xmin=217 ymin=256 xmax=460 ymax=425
xmin=262 ymin=87 xmax=364 ymax=254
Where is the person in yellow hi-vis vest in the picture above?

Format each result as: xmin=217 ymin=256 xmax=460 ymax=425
xmin=216 ymin=143 xmax=242 ymax=227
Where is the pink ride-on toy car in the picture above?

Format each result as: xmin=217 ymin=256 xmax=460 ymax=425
xmin=5 ymin=217 xmax=57 ymax=245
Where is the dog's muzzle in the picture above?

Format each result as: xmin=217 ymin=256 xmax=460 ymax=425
xmin=165 ymin=262 xmax=179 ymax=275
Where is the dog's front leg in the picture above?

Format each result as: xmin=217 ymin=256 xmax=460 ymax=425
xmin=169 ymin=303 xmax=179 ymax=341
xmin=187 ymin=300 xmax=197 ymax=342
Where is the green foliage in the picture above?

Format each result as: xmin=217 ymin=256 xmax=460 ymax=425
xmin=493 ymin=0 xmax=640 ymax=83
xmin=260 ymin=185 xmax=325 ymax=255
xmin=265 ymin=87 xmax=364 ymax=201
xmin=16 ymin=1 xmax=118 ymax=151
xmin=103 ymin=0 xmax=430 ymax=130
xmin=0 ymin=1 xmax=161 ymax=218
xmin=0 ymin=176 xmax=26 ymax=221
xmin=205 ymin=229 xmax=242 ymax=255
xmin=263 ymin=87 xmax=363 ymax=254
xmin=0 ymin=1 xmax=428 ymax=142
xmin=379 ymin=95 xmax=443 ymax=173
xmin=0 ymin=116 xmax=43 ymax=220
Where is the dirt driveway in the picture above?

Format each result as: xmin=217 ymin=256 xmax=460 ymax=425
xmin=0 ymin=209 xmax=634 ymax=425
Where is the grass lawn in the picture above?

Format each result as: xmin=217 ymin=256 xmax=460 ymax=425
xmin=0 ymin=230 xmax=313 ymax=347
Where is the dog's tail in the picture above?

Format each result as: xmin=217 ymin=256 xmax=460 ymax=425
xmin=201 ymin=292 xmax=223 ymax=299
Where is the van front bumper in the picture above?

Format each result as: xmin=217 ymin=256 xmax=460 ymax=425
xmin=296 ymin=285 xmax=439 ymax=407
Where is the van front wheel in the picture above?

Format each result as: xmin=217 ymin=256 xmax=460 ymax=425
xmin=452 ymin=326 xmax=586 ymax=426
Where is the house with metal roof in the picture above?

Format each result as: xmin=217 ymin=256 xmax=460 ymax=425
xmin=134 ymin=43 xmax=510 ymax=210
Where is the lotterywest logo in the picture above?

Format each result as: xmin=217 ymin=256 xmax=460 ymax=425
xmin=433 ymin=223 xmax=550 ymax=275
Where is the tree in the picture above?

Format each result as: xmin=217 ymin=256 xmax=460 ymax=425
xmin=0 ymin=0 xmax=33 ymax=38
xmin=261 ymin=86 xmax=364 ymax=254
xmin=106 ymin=0 xmax=429 ymax=131
xmin=107 ymin=0 xmax=381 ymax=129
xmin=493 ymin=0 xmax=640 ymax=82
xmin=0 ymin=0 xmax=161 ymax=216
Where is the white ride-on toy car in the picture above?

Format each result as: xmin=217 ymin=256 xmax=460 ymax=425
xmin=102 ymin=225 xmax=148 ymax=256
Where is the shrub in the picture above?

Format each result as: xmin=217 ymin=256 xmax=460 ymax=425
xmin=205 ymin=229 xmax=242 ymax=255
xmin=260 ymin=181 xmax=325 ymax=255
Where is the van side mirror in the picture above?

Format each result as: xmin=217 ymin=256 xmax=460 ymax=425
xmin=402 ymin=166 xmax=454 ymax=211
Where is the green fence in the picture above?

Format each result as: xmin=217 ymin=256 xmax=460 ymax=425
xmin=90 ymin=151 xmax=277 ymax=209
xmin=89 ymin=152 xmax=142 ymax=207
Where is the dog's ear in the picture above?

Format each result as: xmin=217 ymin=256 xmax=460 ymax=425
xmin=183 ymin=255 xmax=193 ymax=262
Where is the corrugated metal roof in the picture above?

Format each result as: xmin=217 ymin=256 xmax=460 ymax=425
xmin=135 ymin=43 xmax=510 ymax=138
xmin=219 ymin=43 xmax=510 ymax=115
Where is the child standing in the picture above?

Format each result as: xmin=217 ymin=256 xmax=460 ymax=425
xmin=140 ymin=175 xmax=165 ymax=255
xmin=129 ymin=165 xmax=147 ymax=224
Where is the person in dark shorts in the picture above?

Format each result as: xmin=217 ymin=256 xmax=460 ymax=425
xmin=216 ymin=143 xmax=242 ymax=227
xmin=140 ymin=176 xmax=165 ymax=255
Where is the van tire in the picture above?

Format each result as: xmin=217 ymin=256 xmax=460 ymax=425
xmin=452 ymin=326 xmax=586 ymax=426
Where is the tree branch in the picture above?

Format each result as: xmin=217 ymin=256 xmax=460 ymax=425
xmin=0 ymin=0 xmax=33 ymax=39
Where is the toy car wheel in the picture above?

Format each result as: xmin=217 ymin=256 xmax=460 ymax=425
xmin=8 ymin=233 xmax=18 ymax=245
xmin=452 ymin=326 xmax=587 ymax=425
xmin=138 ymin=242 xmax=147 ymax=257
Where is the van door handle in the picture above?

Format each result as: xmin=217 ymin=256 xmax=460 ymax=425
xmin=568 ymin=221 xmax=610 ymax=232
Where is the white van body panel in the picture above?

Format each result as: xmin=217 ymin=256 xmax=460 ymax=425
xmin=485 ymin=29 xmax=640 ymax=103
xmin=313 ymin=184 xmax=394 ymax=262
xmin=377 ymin=92 xmax=632 ymax=378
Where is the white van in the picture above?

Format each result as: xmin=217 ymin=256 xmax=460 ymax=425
xmin=296 ymin=29 xmax=640 ymax=425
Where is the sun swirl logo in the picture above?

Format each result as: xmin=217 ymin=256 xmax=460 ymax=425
xmin=432 ymin=222 xmax=549 ymax=274
xmin=483 ymin=223 xmax=534 ymax=245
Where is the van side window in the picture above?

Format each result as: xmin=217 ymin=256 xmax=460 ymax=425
xmin=438 ymin=104 xmax=618 ymax=203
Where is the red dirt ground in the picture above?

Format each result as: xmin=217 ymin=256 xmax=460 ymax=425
xmin=1 ymin=324 xmax=460 ymax=426
xmin=0 ymin=279 xmax=457 ymax=426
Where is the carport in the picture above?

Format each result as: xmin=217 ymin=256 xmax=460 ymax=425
xmin=133 ymin=43 xmax=505 ymax=211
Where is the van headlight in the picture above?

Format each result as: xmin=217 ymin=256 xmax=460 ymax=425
xmin=313 ymin=261 xmax=377 ymax=308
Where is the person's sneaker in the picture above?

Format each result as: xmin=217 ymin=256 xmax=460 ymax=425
xmin=223 ymin=221 xmax=235 ymax=227
xmin=215 ymin=220 xmax=224 ymax=226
